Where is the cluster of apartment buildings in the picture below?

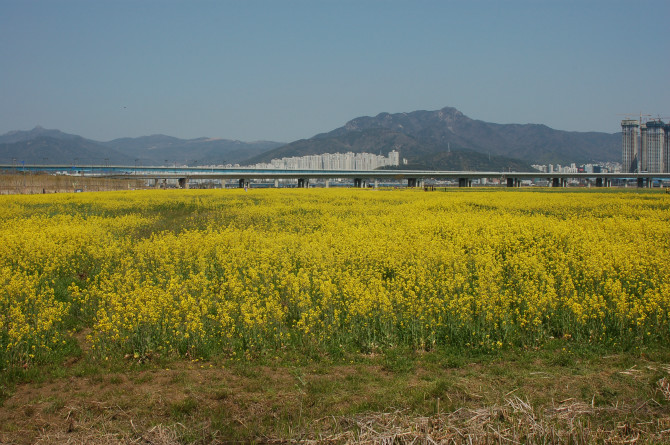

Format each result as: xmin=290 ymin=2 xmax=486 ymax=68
xmin=621 ymin=119 xmax=670 ymax=173
xmin=251 ymin=150 xmax=401 ymax=170
xmin=532 ymin=162 xmax=617 ymax=174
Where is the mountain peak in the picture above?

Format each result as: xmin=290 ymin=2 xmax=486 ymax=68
xmin=0 ymin=126 xmax=82 ymax=144
xmin=438 ymin=107 xmax=463 ymax=119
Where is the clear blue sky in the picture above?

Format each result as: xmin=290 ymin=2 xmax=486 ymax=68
xmin=1 ymin=0 xmax=668 ymax=142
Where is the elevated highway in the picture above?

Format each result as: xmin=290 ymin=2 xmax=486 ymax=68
xmin=2 ymin=164 xmax=670 ymax=188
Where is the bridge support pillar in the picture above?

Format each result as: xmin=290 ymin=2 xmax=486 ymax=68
xmin=325 ymin=179 xmax=330 ymax=188
xmin=353 ymin=178 xmax=362 ymax=188
xmin=647 ymin=178 xmax=653 ymax=188
xmin=374 ymin=179 xmax=378 ymax=189
xmin=458 ymin=178 xmax=471 ymax=188
xmin=274 ymin=179 xmax=279 ymax=188
xmin=506 ymin=178 xmax=515 ymax=188
xmin=596 ymin=178 xmax=603 ymax=187
xmin=551 ymin=177 xmax=560 ymax=187
xmin=178 ymin=178 xmax=188 ymax=189
xmin=407 ymin=178 xmax=417 ymax=188
xmin=297 ymin=178 xmax=309 ymax=188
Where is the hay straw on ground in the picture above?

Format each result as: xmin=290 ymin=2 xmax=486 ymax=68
xmin=28 ymin=393 xmax=670 ymax=444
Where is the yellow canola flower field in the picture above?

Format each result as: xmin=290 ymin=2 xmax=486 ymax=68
xmin=1 ymin=188 xmax=669 ymax=366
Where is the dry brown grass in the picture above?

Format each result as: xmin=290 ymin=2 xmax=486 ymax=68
xmin=2 ymin=354 xmax=669 ymax=445
xmin=303 ymin=397 xmax=669 ymax=444
xmin=24 ymin=401 xmax=670 ymax=444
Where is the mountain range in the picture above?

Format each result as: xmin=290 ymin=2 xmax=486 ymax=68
xmin=0 ymin=107 xmax=621 ymax=170
xmin=0 ymin=127 xmax=282 ymax=166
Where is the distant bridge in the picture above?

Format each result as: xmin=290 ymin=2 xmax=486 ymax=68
xmin=2 ymin=164 xmax=670 ymax=188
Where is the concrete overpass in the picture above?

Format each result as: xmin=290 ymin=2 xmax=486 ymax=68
xmin=2 ymin=164 xmax=670 ymax=188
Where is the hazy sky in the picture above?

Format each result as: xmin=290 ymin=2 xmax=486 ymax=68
xmin=1 ymin=0 xmax=668 ymax=142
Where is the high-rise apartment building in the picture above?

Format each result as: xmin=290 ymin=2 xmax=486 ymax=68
xmin=644 ymin=121 xmax=666 ymax=173
xmin=621 ymin=118 xmax=668 ymax=173
xmin=639 ymin=124 xmax=647 ymax=172
xmin=621 ymin=119 xmax=639 ymax=173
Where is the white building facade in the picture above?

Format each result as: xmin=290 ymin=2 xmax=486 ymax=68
xmin=253 ymin=150 xmax=400 ymax=171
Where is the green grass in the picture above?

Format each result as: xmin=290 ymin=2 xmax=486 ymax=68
xmin=169 ymin=396 xmax=198 ymax=419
